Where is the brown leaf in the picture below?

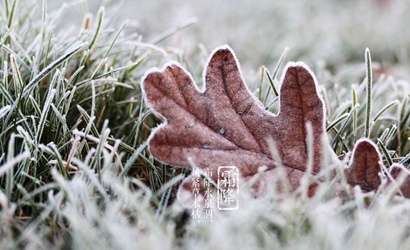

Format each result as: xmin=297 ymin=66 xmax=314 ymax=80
xmin=344 ymin=139 xmax=383 ymax=191
xmin=389 ymin=164 xmax=410 ymax=198
xmin=142 ymin=45 xmax=337 ymax=190
xmin=344 ymin=139 xmax=410 ymax=198
xmin=142 ymin=45 xmax=410 ymax=201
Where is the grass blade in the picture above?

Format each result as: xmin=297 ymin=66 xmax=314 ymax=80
xmin=372 ymin=100 xmax=400 ymax=124
xmin=364 ymin=48 xmax=373 ymax=138
xmin=0 ymin=105 xmax=11 ymax=119
xmin=119 ymin=140 xmax=148 ymax=178
xmin=352 ymin=87 xmax=358 ymax=139
xmin=264 ymin=47 xmax=288 ymax=103
xmin=326 ymin=113 xmax=349 ymax=132
xmin=377 ymin=139 xmax=393 ymax=167
xmin=22 ymin=44 xmax=84 ymax=97
xmin=35 ymin=89 xmax=56 ymax=143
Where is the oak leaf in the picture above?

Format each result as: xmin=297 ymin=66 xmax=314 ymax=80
xmin=142 ymin=45 xmax=337 ymax=191
xmin=141 ymin=45 xmax=410 ymax=199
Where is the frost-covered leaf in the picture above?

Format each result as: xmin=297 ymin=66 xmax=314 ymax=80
xmin=344 ymin=139 xmax=383 ymax=191
xmin=344 ymin=139 xmax=410 ymax=198
xmin=389 ymin=164 xmax=410 ymax=198
xmin=142 ymin=45 xmax=410 ymax=199
xmin=142 ymin=45 xmax=336 ymax=190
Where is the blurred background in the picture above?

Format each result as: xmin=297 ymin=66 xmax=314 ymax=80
xmin=48 ymin=0 xmax=410 ymax=80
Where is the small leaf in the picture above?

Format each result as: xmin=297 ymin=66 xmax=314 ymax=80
xmin=389 ymin=164 xmax=410 ymax=198
xmin=344 ymin=138 xmax=383 ymax=191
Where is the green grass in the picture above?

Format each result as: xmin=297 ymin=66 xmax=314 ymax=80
xmin=0 ymin=0 xmax=409 ymax=249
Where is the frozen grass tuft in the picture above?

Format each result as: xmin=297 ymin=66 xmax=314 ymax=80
xmin=0 ymin=0 xmax=409 ymax=249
